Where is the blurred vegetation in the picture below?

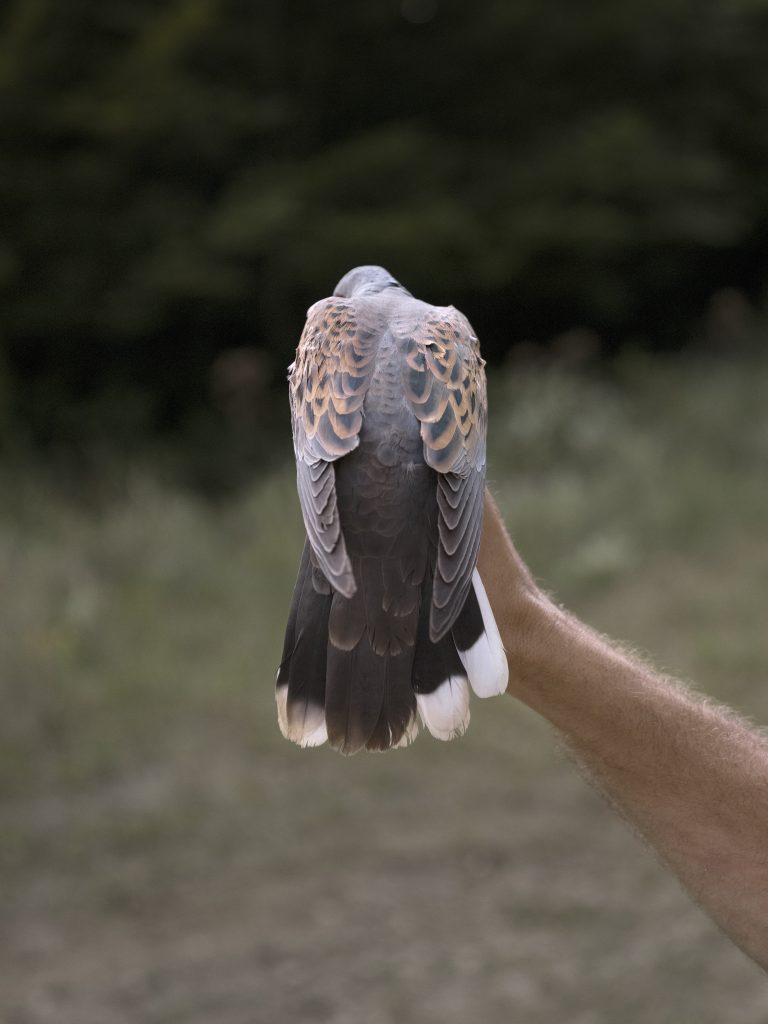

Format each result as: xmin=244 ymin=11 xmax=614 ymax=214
xmin=2 ymin=353 xmax=768 ymax=1019
xmin=3 ymin=0 xmax=768 ymax=457
xmin=3 ymin=348 xmax=768 ymax=796
xmin=5 ymin=6 xmax=768 ymax=1012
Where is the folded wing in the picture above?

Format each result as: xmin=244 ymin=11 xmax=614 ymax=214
xmin=399 ymin=307 xmax=487 ymax=641
xmin=289 ymin=297 xmax=380 ymax=597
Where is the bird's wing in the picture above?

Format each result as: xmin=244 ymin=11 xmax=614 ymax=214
xmin=289 ymin=296 xmax=380 ymax=597
xmin=399 ymin=306 xmax=487 ymax=641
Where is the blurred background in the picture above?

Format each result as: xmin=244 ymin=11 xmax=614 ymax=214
xmin=2 ymin=1 xmax=768 ymax=1020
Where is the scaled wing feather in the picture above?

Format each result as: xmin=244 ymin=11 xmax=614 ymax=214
xmin=289 ymin=297 xmax=379 ymax=597
xmin=399 ymin=307 xmax=487 ymax=640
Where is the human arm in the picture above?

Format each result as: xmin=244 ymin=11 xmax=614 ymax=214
xmin=478 ymin=490 xmax=768 ymax=970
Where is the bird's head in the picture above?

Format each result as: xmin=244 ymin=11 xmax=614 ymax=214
xmin=333 ymin=265 xmax=411 ymax=298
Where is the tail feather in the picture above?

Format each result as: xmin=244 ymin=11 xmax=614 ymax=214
xmin=365 ymin=652 xmax=418 ymax=752
xmin=275 ymin=549 xmax=506 ymax=752
xmin=453 ymin=570 xmax=508 ymax=697
xmin=276 ymin=684 xmax=327 ymax=747
xmin=393 ymin=712 xmax=420 ymax=749
xmin=326 ymin=558 xmax=418 ymax=753
xmin=325 ymin=640 xmax=382 ymax=754
xmin=416 ymin=675 xmax=470 ymax=741
xmin=413 ymin=573 xmax=471 ymax=741
xmin=326 ymin=640 xmax=416 ymax=754
xmin=276 ymin=541 xmax=333 ymax=746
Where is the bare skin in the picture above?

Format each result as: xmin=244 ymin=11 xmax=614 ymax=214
xmin=479 ymin=490 xmax=768 ymax=971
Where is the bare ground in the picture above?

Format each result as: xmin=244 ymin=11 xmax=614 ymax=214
xmin=2 ymin=704 xmax=766 ymax=1023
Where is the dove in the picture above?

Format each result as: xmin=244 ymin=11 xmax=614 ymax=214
xmin=276 ymin=266 xmax=507 ymax=753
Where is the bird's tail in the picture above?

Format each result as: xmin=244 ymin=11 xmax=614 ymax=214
xmin=412 ymin=568 xmax=508 ymax=741
xmin=276 ymin=541 xmax=332 ymax=747
xmin=276 ymin=549 xmax=507 ymax=753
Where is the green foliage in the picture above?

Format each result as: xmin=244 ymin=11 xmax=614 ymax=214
xmin=2 ymin=0 xmax=768 ymax=444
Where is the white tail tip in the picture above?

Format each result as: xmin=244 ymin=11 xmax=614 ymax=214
xmin=393 ymin=713 xmax=420 ymax=749
xmin=416 ymin=675 xmax=470 ymax=741
xmin=276 ymin=685 xmax=328 ymax=748
xmin=457 ymin=570 xmax=509 ymax=698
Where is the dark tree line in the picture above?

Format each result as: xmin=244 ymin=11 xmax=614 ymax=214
xmin=2 ymin=0 xmax=768 ymax=450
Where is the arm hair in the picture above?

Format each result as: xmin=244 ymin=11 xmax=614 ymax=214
xmin=479 ymin=491 xmax=768 ymax=970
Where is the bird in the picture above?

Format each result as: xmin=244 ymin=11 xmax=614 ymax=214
xmin=276 ymin=266 xmax=508 ymax=753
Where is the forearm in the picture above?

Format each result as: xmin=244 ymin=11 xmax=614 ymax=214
xmin=479 ymin=493 xmax=768 ymax=969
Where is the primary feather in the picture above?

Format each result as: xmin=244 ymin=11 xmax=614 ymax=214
xmin=276 ymin=265 xmax=507 ymax=753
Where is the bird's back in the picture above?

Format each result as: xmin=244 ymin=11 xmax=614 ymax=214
xmin=276 ymin=269 xmax=508 ymax=753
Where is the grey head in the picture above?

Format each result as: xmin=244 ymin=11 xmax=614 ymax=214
xmin=334 ymin=265 xmax=412 ymax=299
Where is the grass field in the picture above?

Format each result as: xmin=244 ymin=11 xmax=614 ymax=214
xmin=2 ymin=352 xmax=767 ymax=1022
